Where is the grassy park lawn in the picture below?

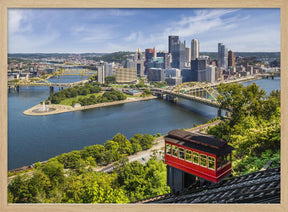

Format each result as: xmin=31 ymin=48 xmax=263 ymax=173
xmin=58 ymin=92 xmax=144 ymax=106
xmin=123 ymin=93 xmax=140 ymax=98
xmin=59 ymin=93 xmax=102 ymax=106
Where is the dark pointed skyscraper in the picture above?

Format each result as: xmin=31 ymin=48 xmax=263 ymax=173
xmin=134 ymin=48 xmax=145 ymax=77
xmin=168 ymin=36 xmax=179 ymax=54
xmin=169 ymin=36 xmax=186 ymax=69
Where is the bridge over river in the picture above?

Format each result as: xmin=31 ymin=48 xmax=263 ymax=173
xmin=8 ymin=79 xmax=89 ymax=93
xmin=149 ymin=80 xmax=238 ymax=117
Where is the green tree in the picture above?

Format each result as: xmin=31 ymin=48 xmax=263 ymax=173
xmin=243 ymin=83 xmax=266 ymax=118
xmin=81 ymin=144 xmax=106 ymax=164
xmin=130 ymin=134 xmax=155 ymax=152
xmin=56 ymin=151 xmax=82 ymax=169
xmin=263 ymin=90 xmax=280 ymax=120
xmin=40 ymin=158 xmax=65 ymax=186
xmin=104 ymin=140 xmax=120 ymax=162
xmin=217 ymin=83 xmax=247 ymax=125
xmin=105 ymin=76 xmax=116 ymax=84
xmin=27 ymin=170 xmax=52 ymax=202
xmin=112 ymin=133 xmax=133 ymax=155
xmin=8 ymin=174 xmax=30 ymax=203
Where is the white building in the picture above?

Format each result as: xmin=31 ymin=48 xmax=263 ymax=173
xmin=164 ymin=68 xmax=182 ymax=85
xmin=165 ymin=68 xmax=182 ymax=78
xmin=97 ymin=62 xmax=105 ymax=84
xmin=191 ymin=39 xmax=199 ymax=60
xmin=205 ymin=65 xmax=216 ymax=83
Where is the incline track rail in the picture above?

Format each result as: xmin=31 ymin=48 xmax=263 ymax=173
xmin=139 ymin=167 xmax=280 ymax=204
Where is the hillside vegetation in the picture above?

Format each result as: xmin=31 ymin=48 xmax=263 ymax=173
xmin=208 ymin=83 xmax=280 ymax=175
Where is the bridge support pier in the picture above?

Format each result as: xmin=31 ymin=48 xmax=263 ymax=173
xmin=49 ymin=86 xmax=54 ymax=94
xmin=166 ymin=95 xmax=178 ymax=103
xmin=217 ymin=109 xmax=222 ymax=117
xmin=14 ymin=85 xmax=19 ymax=93
xmin=170 ymin=96 xmax=178 ymax=103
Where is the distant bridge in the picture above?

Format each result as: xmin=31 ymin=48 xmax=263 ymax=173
xmin=8 ymin=79 xmax=89 ymax=93
xmin=54 ymin=68 xmax=96 ymax=77
xmin=8 ymin=79 xmax=89 ymax=88
xmin=259 ymin=72 xmax=280 ymax=79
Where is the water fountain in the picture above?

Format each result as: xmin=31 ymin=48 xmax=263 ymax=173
xmin=32 ymin=101 xmax=55 ymax=113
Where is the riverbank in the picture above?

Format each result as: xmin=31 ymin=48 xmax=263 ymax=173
xmin=93 ymin=120 xmax=221 ymax=173
xmin=8 ymin=120 xmax=221 ymax=183
xmin=23 ymin=95 xmax=157 ymax=116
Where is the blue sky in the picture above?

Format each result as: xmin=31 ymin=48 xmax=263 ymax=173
xmin=8 ymin=8 xmax=280 ymax=53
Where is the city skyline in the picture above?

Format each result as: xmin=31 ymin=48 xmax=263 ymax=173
xmin=8 ymin=8 xmax=280 ymax=53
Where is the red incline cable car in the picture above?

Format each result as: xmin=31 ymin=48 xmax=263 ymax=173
xmin=165 ymin=129 xmax=234 ymax=191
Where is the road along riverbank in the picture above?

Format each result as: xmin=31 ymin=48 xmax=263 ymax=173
xmin=93 ymin=120 xmax=221 ymax=173
xmin=8 ymin=120 xmax=221 ymax=184
xmin=23 ymin=96 xmax=157 ymax=116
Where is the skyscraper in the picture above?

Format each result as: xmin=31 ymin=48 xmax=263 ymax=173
xmin=191 ymin=39 xmax=199 ymax=60
xmin=191 ymin=59 xmax=206 ymax=81
xmin=170 ymin=37 xmax=186 ymax=70
xmin=185 ymin=47 xmax=191 ymax=67
xmin=168 ymin=36 xmax=179 ymax=54
xmin=228 ymin=50 xmax=235 ymax=67
xmin=134 ymin=48 xmax=145 ymax=77
xmin=157 ymin=51 xmax=171 ymax=69
xmin=97 ymin=61 xmax=105 ymax=84
xmin=144 ymin=48 xmax=156 ymax=74
xmin=218 ymin=43 xmax=228 ymax=70
xmin=104 ymin=62 xmax=113 ymax=77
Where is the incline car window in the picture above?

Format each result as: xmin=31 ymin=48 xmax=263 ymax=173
xmin=193 ymin=152 xmax=199 ymax=164
xmin=200 ymin=154 xmax=207 ymax=167
xmin=179 ymin=148 xmax=184 ymax=160
xmin=166 ymin=143 xmax=171 ymax=155
xmin=208 ymin=156 xmax=215 ymax=170
xmin=185 ymin=149 xmax=192 ymax=162
xmin=172 ymin=145 xmax=178 ymax=157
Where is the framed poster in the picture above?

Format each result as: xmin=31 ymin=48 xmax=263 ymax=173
xmin=0 ymin=0 xmax=287 ymax=212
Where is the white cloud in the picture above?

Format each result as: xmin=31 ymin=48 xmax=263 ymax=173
xmin=7 ymin=8 xmax=280 ymax=53
xmin=8 ymin=10 xmax=23 ymax=33
xmin=163 ymin=9 xmax=240 ymax=38
xmin=70 ymin=24 xmax=119 ymax=43
xmin=9 ymin=32 xmax=60 ymax=53
xmin=8 ymin=9 xmax=32 ymax=34
xmin=130 ymin=9 xmax=279 ymax=52
xmin=200 ymin=27 xmax=280 ymax=52
xmin=119 ymin=9 xmax=242 ymax=51
xmin=125 ymin=32 xmax=138 ymax=42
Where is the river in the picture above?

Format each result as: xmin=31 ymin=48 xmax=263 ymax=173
xmin=7 ymin=76 xmax=280 ymax=170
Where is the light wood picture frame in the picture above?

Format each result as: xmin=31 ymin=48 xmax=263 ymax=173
xmin=0 ymin=0 xmax=287 ymax=212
